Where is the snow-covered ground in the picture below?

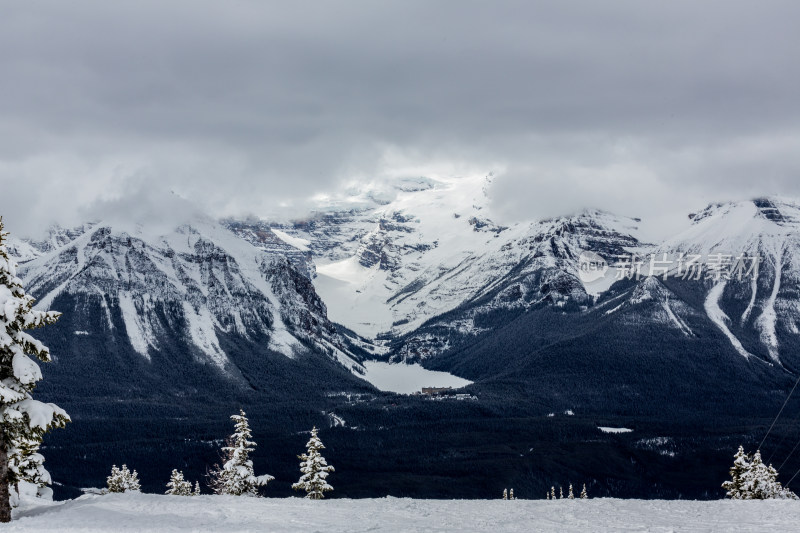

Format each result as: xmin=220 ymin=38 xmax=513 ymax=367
xmin=10 ymin=493 xmax=800 ymax=532
xmin=361 ymin=361 xmax=472 ymax=394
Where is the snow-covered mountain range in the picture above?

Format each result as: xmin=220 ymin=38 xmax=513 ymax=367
xmin=7 ymin=180 xmax=800 ymax=391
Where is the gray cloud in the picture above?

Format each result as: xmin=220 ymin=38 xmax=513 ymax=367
xmin=2 ymin=0 xmax=800 ymax=239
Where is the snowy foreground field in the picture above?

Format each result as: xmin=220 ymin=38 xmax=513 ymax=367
xmin=9 ymin=494 xmax=800 ymax=533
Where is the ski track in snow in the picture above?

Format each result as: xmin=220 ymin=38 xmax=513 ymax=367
xmin=704 ymin=281 xmax=753 ymax=360
xmin=741 ymin=269 xmax=758 ymax=325
xmin=10 ymin=494 xmax=800 ymax=533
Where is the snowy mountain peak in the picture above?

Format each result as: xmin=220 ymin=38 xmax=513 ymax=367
xmin=661 ymin=197 xmax=800 ymax=259
xmin=629 ymin=276 xmax=671 ymax=304
xmin=689 ymin=197 xmax=800 ymax=226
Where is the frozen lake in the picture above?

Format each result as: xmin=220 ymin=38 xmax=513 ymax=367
xmin=360 ymin=361 xmax=472 ymax=394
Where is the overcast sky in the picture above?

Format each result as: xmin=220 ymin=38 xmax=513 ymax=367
xmin=2 ymin=0 xmax=799 ymax=239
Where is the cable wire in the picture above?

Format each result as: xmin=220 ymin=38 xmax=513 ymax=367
xmin=785 ymin=461 xmax=800 ymax=488
xmin=766 ymin=405 xmax=800 ymax=464
xmin=759 ymin=371 xmax=800 ymax=452
xmin=777 ymin=430 xmax=800 ymax=472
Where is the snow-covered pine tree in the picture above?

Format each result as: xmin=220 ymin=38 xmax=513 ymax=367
xmin=722 ymin=445 xmax=750 ymax=499
xmin=580 ymin=484 xmax=587 ymax=499
xmin=559 ymin=486 xmax=564 ymax=499
xmin=292 ymin=426 xmax=335 ymax=500
xmin=742 ymin=450 xmax=797 ymax=500
xmin=106 ymin=464 xmax=140 ymax=493
xmin=509 ymin=488 xmax=514 ymax=500
xmin=0 ymin=219 xmax=69 ymax=522
xmin=550 ymin=486 xmax=555 ymax=500
xmin=207 ymin=409 xmax=273 ymax=497
xmin=502 ymin=488 xmax=507 ymax=500
xmin=165 ymin=469 xmax=193 ymax=496
xmin=546 ymin=491 xmax=550 ymax=500
xmin=193 ymin=481 xmax=201 ymax=496
xmin=568 ymin=484 xmax=574 ymax=499
xmin=766 ymin=463 xmax=797 ymax=499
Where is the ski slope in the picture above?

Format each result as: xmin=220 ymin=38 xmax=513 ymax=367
xmin=9 ymin=493 xmax=800 ymax=532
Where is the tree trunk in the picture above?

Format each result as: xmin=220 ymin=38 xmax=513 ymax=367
xmin=0 ymin=435 xmax=10 ymax=523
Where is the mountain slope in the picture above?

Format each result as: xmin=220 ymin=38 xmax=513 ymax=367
xmin=386 ymin=208 xmax=645 ymax=362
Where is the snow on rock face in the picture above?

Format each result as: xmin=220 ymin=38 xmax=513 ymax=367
xmin=6 ymin=224 xmax=95 ymax=266
xmin=18 ymin=217 xmax=363 ymax=376
xmin=180 ymin=301 xmax=228 ymax=369
xmin=223 ymin=219 xmax=315 ymax=278
xmin=117 ymin=292 xmax=159 ymax=360
xmin=4 ymin=236 xmax=42 ymax=264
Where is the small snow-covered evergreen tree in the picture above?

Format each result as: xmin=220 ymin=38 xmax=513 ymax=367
xmin=165 ymin=469 xmax=192 ymax=496
xmin=208 ymin=410 xmax=273 ymax=496
xmin=722 ymin=445 xmax=750 ymax=499
xmin=193 ymin=481 xmax=201 ymax=496
xmin=568 ymin=484 xmax=574 ymax=499
xmin=550 ymin=486 xmax=555 ymax=500
xmin=509 ymin=488 xmax=514 ymax=500
xmin=292 ymin=426 xmax=334 ymax=499
xmin=0 ymin=219 xmax=69 ymax=522
xmin=580 ymin=484 xmax=588 ymax=499
xmin=502 ymin=488 xmax=507 ymax=500
xmin=107 ymin=464 xmax=140 ymax=493
xmin=559 ymin=486 xmax=564 ymax=499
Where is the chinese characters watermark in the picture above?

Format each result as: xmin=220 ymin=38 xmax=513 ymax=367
xmin=579 ymin=251 xmax=761 ymax=284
